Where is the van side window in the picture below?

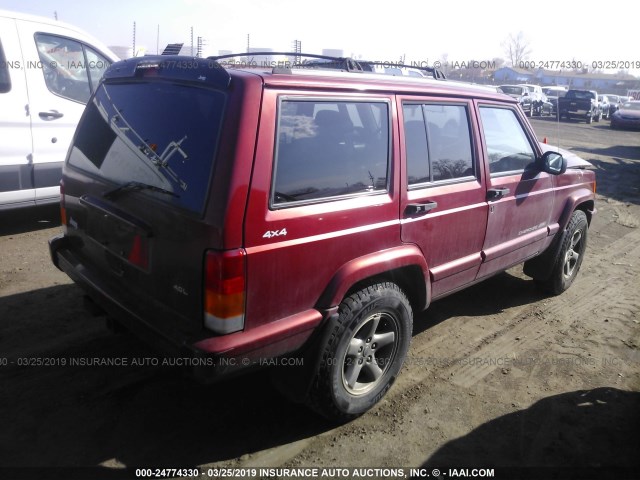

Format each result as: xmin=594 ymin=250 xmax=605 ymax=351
xmin=403 ymin=103 xmax=474 ymax=186
xmin=0 ymin=39 xmax=10 ymax=93
xmin=479 ymin=106 xmax=536 ymax=175
xmin=272 ymin=100 xmax=389 ymax=206
xmin=34 ymin=34 xmax=109 ymax=103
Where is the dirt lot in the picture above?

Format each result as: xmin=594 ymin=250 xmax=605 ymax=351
xmin=0 ymin=118 xmax=639 ymax=479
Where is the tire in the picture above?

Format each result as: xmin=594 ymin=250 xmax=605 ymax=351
xmin=586 ymin=113 xmax=593 ymax=124
xmin=595 ymin=111 xmax=601 ymax=122
xmin=534 ymin=210 xmax=588 ymax=295
xmin=306 ymin=282 xmax=412 ymax=421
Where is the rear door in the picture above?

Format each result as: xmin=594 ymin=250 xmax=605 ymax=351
xmin=476 ymin=103 xmax=555 ymax=279
xmin=399 ymin=97 xmax=488 ymax=299
xmin=62 ymin=69 xmax=229 ymax=334
xmin=17 ymin=21 xmax=111 ymax=202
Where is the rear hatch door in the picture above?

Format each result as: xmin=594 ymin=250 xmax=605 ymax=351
xmin=62 ymin=57 xmax=231 ymax=335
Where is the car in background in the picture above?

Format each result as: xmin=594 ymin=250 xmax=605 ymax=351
xmin=557 ymin=89 xmax=602 ymax=123
xmin=610 ymin=101 xmax=640 ymax=130
xmin=519 ymin=84 xmax=553 ymax=116
xmin=603 ymin=94 xmax=621 ymax=116
xmin=498 ymin=85 xmax=534 ymax=116
xmin=543 ymin=87 xmax=568 ymax=115
xmin=0 ymin=10 xmax=118 ymax=210
xmin=598 ymin=95 xmax=611 ymax=119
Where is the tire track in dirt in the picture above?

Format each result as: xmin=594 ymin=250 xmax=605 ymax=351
xmin=398 ymin=224 xmax=640 ymax=391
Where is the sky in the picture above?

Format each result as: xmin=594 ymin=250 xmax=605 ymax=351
xmin=2 ymin=0 xmax=638 ymax=75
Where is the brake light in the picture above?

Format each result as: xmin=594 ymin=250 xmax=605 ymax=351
xmin=204 ymin=249 xmax=246 ymax=334
xmin=127 ymin=234 xmax=149 ymax=270
xmin=60 ymin=180 xmax=67 ymax=227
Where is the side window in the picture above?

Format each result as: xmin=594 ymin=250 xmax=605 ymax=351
xmin=273 ymin=100 xmax=389 ymax=206
xmin=403 ymin=103 xmax=474 ymax=186
xmin=479 ymin=107 xmax=535 ymax=175
xmin=0 ymin=39 xmax=10 ymax=93
xmin=35 ymin=33 xmax=91 ymax=103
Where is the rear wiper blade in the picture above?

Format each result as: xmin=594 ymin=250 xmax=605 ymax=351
xmin=103 ymin=181 xmax=180 ymax=200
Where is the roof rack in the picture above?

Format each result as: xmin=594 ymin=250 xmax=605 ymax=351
xmin=207 ymin=52 xmax=446 ymax=80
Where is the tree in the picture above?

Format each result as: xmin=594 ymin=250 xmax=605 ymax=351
xmin=502 ymin=32 xmax=531 ymax=68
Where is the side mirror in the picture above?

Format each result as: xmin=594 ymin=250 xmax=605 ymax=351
xmin=539 ymin=151 xmax=566 ymax=175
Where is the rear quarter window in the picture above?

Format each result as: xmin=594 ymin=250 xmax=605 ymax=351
xmin=272 ymin=99 xmax=390 ymax=207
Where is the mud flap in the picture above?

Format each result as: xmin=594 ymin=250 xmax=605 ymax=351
xmin=270 ymin=308 xmax=339 ymax=404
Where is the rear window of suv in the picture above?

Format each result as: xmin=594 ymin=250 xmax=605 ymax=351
xmin=272 ymin=99 xmax=390 ymax=207
xmin=68 ymin=81 xmax=225 ymax=214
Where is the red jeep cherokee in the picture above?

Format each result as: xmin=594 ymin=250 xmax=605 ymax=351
xmin=49 ymin=55 xmax=596 ymax=420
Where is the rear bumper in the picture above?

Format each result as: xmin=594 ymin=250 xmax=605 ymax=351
xmin=49 ymin=234 xmax=325 ymax=382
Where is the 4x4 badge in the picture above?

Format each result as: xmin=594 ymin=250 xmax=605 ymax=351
xmin=262 ymin=228 xmax=287 ymax=239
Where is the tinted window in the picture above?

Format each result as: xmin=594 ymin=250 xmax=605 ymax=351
xmin=479 ymin=107 xmax=535 ymax=175
xmin=68 ymin=82 xmax=226 ymax=214
xmin=403 ymin=103 xmax=474 ymax=185
xmin=273 ymin=100 xmax=389 ymax=206
xmin=0 ymin=39 xmax=10 ymax=93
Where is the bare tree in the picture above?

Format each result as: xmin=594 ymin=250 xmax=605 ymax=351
xmin=502 ymin=32 xmax=532 ymax=68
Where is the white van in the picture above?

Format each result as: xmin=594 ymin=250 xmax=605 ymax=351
xmin=0 ymin=10 xmax=118 ymax=210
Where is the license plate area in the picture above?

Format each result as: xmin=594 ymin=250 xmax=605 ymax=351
xmin=81 ymin=195 xmax=152 ymax=273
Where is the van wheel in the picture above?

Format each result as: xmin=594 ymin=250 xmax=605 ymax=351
xmin=535 ymin=210 xmax=588 ymax=295
xmin=307 ymin=283 xmax=412 ymax=421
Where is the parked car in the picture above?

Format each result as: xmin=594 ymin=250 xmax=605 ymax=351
xmin=557 ymin=89 xmax=602 ymax=123
xmin=603 ymin=94 xmax=621 ymax=116
xmin=498 ymin=84 xmax=534 ymax=116
xmin=610 ymin=101 xmax=640 ymax=130
xmin=0 ymin=10 xmax=118 ymax=210
xmin=598 ymin=95 xmax=611 ymax=119
xmin=49 ymin=53 xmax=596 ymax=421
xmin=542 ymin=87 xmax=568 ymax=115
xmin=518 ymin=84 xmax=552 ymax=116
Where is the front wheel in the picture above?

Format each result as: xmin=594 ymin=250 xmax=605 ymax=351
xmin=535 ymin=210 xmax=588 ymax=295
xmin=306 ymin=282 xmax=413 ymax=421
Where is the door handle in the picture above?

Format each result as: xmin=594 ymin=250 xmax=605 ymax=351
xmin=405 ymin=201 xmax=438 ymax=216
xmin=487 ymin=187 xmax=510 ymax=200
xmin=39 ymin=110 xmax=64 ymax=120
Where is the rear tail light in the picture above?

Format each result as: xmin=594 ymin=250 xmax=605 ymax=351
xmin=60 ymin=180 xmax=67 ymax=227
xmin=204 ymin=249 xmax=246 ymax=334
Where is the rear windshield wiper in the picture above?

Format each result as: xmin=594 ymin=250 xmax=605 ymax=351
xmin=103 ymin=181 xmax=180 ymax=200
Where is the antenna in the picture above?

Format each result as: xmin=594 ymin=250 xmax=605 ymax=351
xmin=133 ymin=21 xmax=136 ymax=56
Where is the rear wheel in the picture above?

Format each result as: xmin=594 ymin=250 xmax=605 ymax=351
xmin=306 ymin=282 xmax=412 ymax=421
xmin=534 ymin=210 xmax=588 ymax=295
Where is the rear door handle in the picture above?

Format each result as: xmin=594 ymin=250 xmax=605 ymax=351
xmin=487 ymin=188 xmax=510 ymax=201
xmin=405 ymin=201 xmax=438 ymax=216
xmin=39 ymin=110 xmax=64 ymax=120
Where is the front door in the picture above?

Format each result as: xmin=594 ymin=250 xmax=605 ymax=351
xmin=476 ymin=103 xmax=555 ymax=279
xmin=17 ymin=24 xmax=110 ymax=202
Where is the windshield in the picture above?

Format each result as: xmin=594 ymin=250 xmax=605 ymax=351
xmin=499 ymin=86 xmax=525 ymax=95
xmin=68 ymin=81 xmax=226 ymax=214
xmin=566 ymin=91 xmax=595 ymax=100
